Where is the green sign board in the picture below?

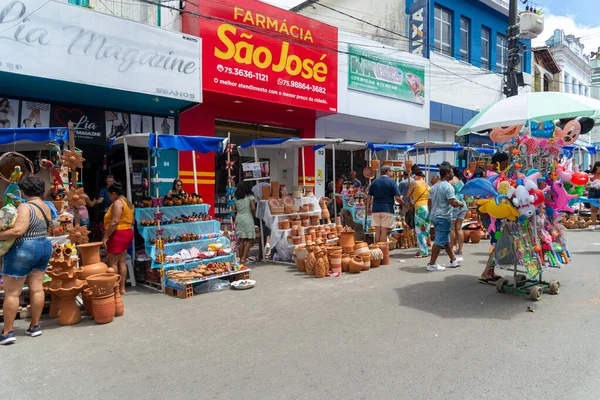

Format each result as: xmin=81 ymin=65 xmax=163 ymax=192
xmin=348 ymin=45 xmax=425 ymax=104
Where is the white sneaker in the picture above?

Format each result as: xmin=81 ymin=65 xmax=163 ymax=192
xmin=448 ymin=257 xmax=463 ymax=268
xmin=427 ymin=264 xmax=446 ymax=272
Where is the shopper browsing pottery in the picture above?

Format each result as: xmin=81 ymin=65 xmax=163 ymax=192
xmin=102 ymin=182 xmax=135 ymax=295
xmin=234 ymin=183 xmax=256 ymax=264
xmin=0 ymin=177 xmax=53 ymax=345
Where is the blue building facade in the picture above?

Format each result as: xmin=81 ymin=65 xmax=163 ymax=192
xmin=407 ymin=0 xmax=531 ymax=128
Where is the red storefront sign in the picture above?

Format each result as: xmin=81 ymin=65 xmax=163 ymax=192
xmin=198 ymin=0 xmax=338 ymax=113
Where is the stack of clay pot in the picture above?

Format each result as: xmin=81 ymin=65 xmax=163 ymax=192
xmin=77 ymin=242 xmax=123 ymax=324
xmin=369 ymin=244 xmax=384 ymax=268
xmin=378 ymin=242 xmax=390 ymax=265
xmin=46 ymin=244 xmax=85 ymax=326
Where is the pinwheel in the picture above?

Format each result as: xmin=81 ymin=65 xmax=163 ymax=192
xmin=225 ymin=160 xmax=236 ymax=170
xmin=226 ymin=186 xmax=236 ymax=197
xmin=226 ymin=198 xmax=236 ymax=208
xmin=156 ymin=228 xmax=164 ymax=236
xmin=227 ymin=175 xmax=236 ymax=185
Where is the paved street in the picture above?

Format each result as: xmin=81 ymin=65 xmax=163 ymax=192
xmin=3 ymin=230 xmax=600 ymax=399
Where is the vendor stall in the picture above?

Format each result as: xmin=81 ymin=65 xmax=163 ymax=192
xmin=114 ymin=133 xmax=248 ymax=296
xmin=457 ymin=92 xmax=600 ymax=300
xmin=239 ymin=138 xmax=342 ymax=263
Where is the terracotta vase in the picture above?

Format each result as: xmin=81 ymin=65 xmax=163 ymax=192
xmin=341 ymin=254 xmax=351 ymax=272
xmin=463 ymin=230 xmax=471 ymax=243
xmin=305 ymin=247 xmax=317 ymax=276
xmin=77 ymin=242 xmax=108 ymax=280
xmin=371 ymin=258 xmax=381 ymax=268
xmin=361 ymin=253 xmax=371 ymax=271
xmin=349 ymin=256 xmax=363 ymax=273
xmin=50 ymin=285 xmax=84 ymax=326
xmin=295 ymin=257 xmax=306 ymax=273
xmin=86 ymin=273 xmax=119 ymax=298
xmin=378 ymin=242 xmax=390 ymax=265
xmin=82 ymin=288 xmax=93 ymax=315
xmin=92 ymin=295 xmax=115 ymax=324
xmin=114 ymin=276 xmax=124 ymax=317
xmin=315 ymin=251 xmax=327 ymax=278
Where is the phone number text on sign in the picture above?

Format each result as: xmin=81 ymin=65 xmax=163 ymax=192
xmin=217 ymin=64 xmax=269 ymax=82
xmin=277 ymin=78 xmax=327 ymax=94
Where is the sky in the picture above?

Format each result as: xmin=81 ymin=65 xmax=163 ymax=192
xmin=267 ymin=0 xmax=600 ymax=56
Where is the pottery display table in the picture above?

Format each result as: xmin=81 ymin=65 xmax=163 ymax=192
xmin=135 ymin=204 xmax=235 ymax=281
xmin=257 ymin=197 xmax=322 ymax=261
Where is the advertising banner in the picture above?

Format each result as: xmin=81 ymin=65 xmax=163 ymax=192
xmin=348 ymin=45 xmax=425 ymax=105
xmin=409 ymin=0 xmax=428 ymax=58
xmin=0 ymin=0 xmax=202 ymax=102
xmin=199 ymin=0 xmax=338 ymax=112
xmin=50 ymin=103 xmax=107 ymax=145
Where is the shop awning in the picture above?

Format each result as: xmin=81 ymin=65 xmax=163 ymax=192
xmin=459 ymin=146 xmax=497 ymax=154
xmin=0 ymin=127 xmax=68 ymax=151
xmin=312 ymin=141 xmax=368 ymax=152
xmin=113 ymin=133 xmax=227 ymax=153
xmin=238 ymin=138 xmax=342 ymax=157
xmin=367 ymin=142 xmax=415 ymax=152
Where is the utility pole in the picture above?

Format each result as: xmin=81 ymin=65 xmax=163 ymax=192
xmin=505 ymin=0 xmax=520 ymax=97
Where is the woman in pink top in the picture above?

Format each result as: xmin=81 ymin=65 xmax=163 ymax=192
xmin=67 ymin=197 xmax=97 ymax=229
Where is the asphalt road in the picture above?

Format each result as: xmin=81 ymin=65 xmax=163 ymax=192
xmin=2 ymin=230 xmax=600 ymax=399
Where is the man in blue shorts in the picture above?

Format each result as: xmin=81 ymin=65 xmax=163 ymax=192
xmin=368 ymin=166 xmax=403 ymax=243
xmin=426 ymin=166 xmax=465 ymax=272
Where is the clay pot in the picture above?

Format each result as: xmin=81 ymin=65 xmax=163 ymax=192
xmin=82 ymin=288 xmax=93 ymax=315
xmin=291 ymin=227 xmax=299 ymax=236
xmin=291 ymin=220 xmax=302 ymax=228
xmin=341 ymin=254 xmax=351 ymax=272
xmin=295 ymin=257 xmax=306 ymax=273
xmin=292 ymin=236 xmax=303 ymax=245
xmin=378 ymin=242 xmax=390 ymax=265
xmin=354 ymin=242 xmax=369 ymax=257
xmin=339 ymin=231 xmax=355 ymax=249
xmin=278 ymin=220 xmax=291 ymax=230
xmin=50 ymin=285 xmax=84 ymax=326
xmin=295 ymin=246 xmax=308 ymax=260
xmin=371 ymin=258 xmax=381 ymax=268
xmin=327 ymin=246 xmax=342 ymax=256
xmin=49 ymin=293 xmax=61 ymax=319
xmin=361 ymin=253 xmax=371 ymax=271
xmin=329 ymin=253 xmax=342 ymax=268
xmin=336 ymin=225 xmax=343 ymax=235
xmin=335 ymin=216 xmax=342 ymax=225
xmin=349 ymin=256 xmax=363 ymax=273
xmin=86 ymin=273 xmax=119 ymax=298
xmin=470 ymin=230 xmax=482 ymax=244
xmin=92 ymin=295 xmax=115 ymax=324
xmin=77 ymin=242 xmax=108 ymax=280
xmin=342 ymin=246 xmax=354 ymax=254
xmin=463 ymin=230 xmax=471 ymax=243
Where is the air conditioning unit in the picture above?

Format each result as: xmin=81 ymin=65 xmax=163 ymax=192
xmin=519 ymin=11 xmax=544 ymax=39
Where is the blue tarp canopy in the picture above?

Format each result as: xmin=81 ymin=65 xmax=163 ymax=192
xmin=112 ymin=133 xmax=227 ymax=154
xmin=562 ymin=145 xmax=596 ymax=155
xmin=460 ymin=146 xmax=497 ymax=154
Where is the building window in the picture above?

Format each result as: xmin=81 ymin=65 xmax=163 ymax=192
xmin=434 ymin=6 xmax=452 ymax=57
xmin=496 ymin=34 xmax=507 ymax=73
xmin=460 ymin=17 xmax=470 ymax=62
xmin=585 ymin=87 xmax=589 ymax=97
xmin=564 ymin=72 xmax=570 ymax=93
xmin=572 ymin=78 xmax=577 ymax=94
xmin=481 ymin=27 xmax=490 ymax=70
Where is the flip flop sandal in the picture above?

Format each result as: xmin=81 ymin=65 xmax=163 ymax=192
xmin=478 ymin=277 xmax=498 ymax=286
xmin=415 ymin=253 xmax=427 ymax=258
